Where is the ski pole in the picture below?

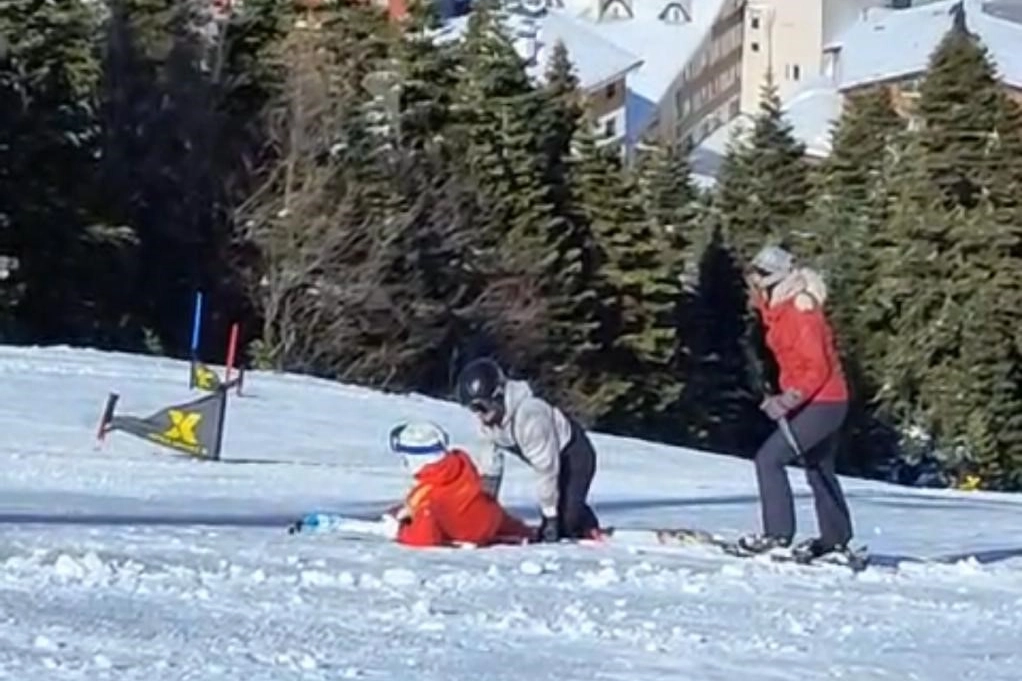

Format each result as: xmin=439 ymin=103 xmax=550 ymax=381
xmin=779 ymin=414 xmax=848 ymax=527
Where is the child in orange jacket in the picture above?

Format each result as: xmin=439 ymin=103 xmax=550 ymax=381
xmin=388 ymin=421 xmax=533 ymax=548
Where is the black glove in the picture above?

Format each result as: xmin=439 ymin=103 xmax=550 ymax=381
xmin=537 ymin=515 xmax=560 ymax=543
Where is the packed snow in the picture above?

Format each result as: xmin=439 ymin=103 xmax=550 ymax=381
xmin=0 ymin=345 xmax=1020 ymax=680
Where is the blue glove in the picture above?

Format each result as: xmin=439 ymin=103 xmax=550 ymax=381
xmin=760 ymin=389 xmax=804 ymax=420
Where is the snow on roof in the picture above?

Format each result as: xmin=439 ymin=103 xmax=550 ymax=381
xmin=687 ymin=78 xmax=842 ymax=187
xmin=835 ymin=0 xmax=960 ymax=90
xmin=782 ymin=82 xmax=844 ymax=158
xmin=434 ymin=6 xmax=643 ymax=91
xmin=968 ymin=0 xmax=1022 ymax=88
xmin=687 ymin=114 xmax=751 ymax=189
xmin=835 ymin=0 xmax=1022 ymax=91
xmin=983 ymin=0 xmax=1022 ymax=24
xmin=554 ymin=0 xmax=730 ymax=127
xmin=539 ymin=10 xmax=644 ymax=88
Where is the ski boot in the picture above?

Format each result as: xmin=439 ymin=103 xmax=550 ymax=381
xmin=791 ymin=538 xmax=868 ymax=570
xmin=733 ymin=533 xmax=792 ymax=556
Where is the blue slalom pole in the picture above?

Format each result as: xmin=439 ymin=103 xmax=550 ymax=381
xmin=190 ymin=291 xmax=204 ymax=357
xmin=189 ymin=291 xmax=203 ymax=388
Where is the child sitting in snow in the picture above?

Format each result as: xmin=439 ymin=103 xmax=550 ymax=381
xmin=387 ymin=420 xmax=534 ymax=548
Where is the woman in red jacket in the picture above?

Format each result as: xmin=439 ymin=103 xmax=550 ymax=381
xmin=388 ymin=421 xmax=533 ymax=548
xmin=739 ymin=245 xmax=854 ymax=561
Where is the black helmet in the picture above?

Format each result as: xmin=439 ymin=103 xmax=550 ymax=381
xmin=456 ymin=358 xmax=506 ymax=413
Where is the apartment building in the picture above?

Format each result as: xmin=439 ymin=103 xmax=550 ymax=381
xmin=739 ymin=0 xmax=893 ymax=113
xmin=551 ymin=0 xmax=745 ymax=152
xmin=692 ymin=0 xmax=1022 ymax=187
xmin=832 ymin=0 xmax=1022 ymax=111
xmin=433 ymin=2 xmax=643 ymax=147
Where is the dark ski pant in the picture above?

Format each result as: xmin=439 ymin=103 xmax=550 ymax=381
xmin=755 ymin=401 xmax=852 ymax=548
xmin=557 ymin=418 xmax=600 ymax=539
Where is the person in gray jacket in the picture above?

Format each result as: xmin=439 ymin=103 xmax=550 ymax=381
xmin=455 ymin=358 xmax=600 ymax=543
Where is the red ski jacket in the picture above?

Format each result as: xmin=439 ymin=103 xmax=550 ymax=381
xmin=397 ymin=449 xmax=532 ymax=548
xmin=753 ymin=269 xmax=848 ymax=404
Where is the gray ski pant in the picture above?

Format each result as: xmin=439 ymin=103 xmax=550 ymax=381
xmin=557 ymin=418 xmax=600 ymax=538
xmin=755 ymin=401 xmax=853 ymax=547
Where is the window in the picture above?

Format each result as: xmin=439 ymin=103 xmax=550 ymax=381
xmin=751 ymin=41 xmax=759 ymax=52
xmin=603 ymin=118 xmax=617 ymax=138
xmin=751 ymin=16 xmax=760 ymax=29
xmin=605 ymin=82 xmax=617 ymax=99
xmin=793 ymin=64 xmax=801 ymax=81
xmin=659 ymin=2 xmax=691 ymax=24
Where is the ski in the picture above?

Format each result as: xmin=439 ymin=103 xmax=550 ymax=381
xmin=596 ymin=527 xmax=870 ymax=572
xmin=287 ymin=512 xmax=398 ymax=539
xmin=286 ymin=514 xmax=871 ymax=571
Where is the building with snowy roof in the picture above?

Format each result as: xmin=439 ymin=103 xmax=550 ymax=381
xmin=693 ymin=0 xmax=1022 ymax=187
xmin=431 ymin=0 xmax=749 ymax=156
xmin=432 ymin=1 xmax=644 ymax=147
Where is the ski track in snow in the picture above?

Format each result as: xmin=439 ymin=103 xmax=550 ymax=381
xmin=0 ymin=345 xmax=1021 ymax=680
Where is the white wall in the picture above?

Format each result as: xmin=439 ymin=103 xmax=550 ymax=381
xmin=823 ymin=0 xmax=888 ymax=45
xmin=740 ymin=0 xmax=824 ymax=113
xmin=594 ymin=106 xmax=627 ymax=145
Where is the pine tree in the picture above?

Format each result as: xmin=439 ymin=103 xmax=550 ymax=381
xmin=938 ymin=198 xmax=1022 ymax=489
xmin=809 ymin=85 xmax=904 ymax=474
xmin=817 ymin=85 xmax=902 ymax=216
xmin=677 ymin=221 xmax=767 ymax=455
xmin=862 ymin=129 xmax=960 ymax=483
xmin=539 ymin=40 xmax=583 ymax=214
xmin=635 ymin=140 xmax=699 ymax=240
xmin=716 ymin=74 xmax=810 ymax=261
xmin=986 ymin=93 xmax=1022 ymax=224
xmin=0 ymin=0 xmax=140 ymax=345
xmin=391 ymin=0 xmax=460 ymax=149
xmin=916 ymin=13 xmax=1001 ymax=208
xmin=569 ymin=130 xmax=685 ymax=435
xmin=445 ymin=1 xmax=584 ymax=400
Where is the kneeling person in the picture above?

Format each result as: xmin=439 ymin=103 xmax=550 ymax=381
xmin=456 ymin=358 xmax=600 ymax=543
xmin=389 ymin=421 xmax=532 ymax=548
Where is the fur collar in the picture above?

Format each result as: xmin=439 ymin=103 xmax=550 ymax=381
xmin=766 ymin=268 xmax=828 ymax=311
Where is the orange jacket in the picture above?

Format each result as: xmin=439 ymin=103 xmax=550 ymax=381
xmin=753 ymin=270 xmax=848 ymax=404
xmin=397 ymin=449 xmax=532 ymax=548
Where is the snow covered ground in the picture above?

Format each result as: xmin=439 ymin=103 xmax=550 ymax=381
xmin=1 ymin=345 xmax=1020 ymax=680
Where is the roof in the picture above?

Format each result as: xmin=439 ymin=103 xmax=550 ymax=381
xmin=433 ymin=6 xmax=643 ymax=91
xmin=688 ymin=114 xmax=750 ymax=189
xmin=969 ymin=1 xmax=1022 ymax=88
xmin=834 ymin=0 xmax=1022 ymax=91
xmin=835 ymin=0 xmax=961 ymax=90
xmin=687 ymin=77 xmax=842 ymax=187
xmin=983 ymin=0 xmax=1022 ymax=23
xmin=552 ymin=0 xmax=730 ymax=138
xmin=781 ymin=81 xmax=844 ymax=158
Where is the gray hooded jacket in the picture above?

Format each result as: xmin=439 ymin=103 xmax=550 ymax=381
xmin=473 ymin=380 xmax=573 ymax=517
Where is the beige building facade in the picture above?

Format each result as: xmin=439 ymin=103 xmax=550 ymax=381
xmin=739 ymin=0 xmax=889 ymax=113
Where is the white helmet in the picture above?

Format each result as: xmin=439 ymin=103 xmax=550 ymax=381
xmin=388 ymin=421 xmax=450 ymax=474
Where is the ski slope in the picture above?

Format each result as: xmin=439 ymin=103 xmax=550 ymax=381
xmin=1 ymin=345 xmax=1020 ymax=680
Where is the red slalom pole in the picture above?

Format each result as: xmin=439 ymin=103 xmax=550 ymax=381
xmin=225 ymin=322 xmax=239 ymax=382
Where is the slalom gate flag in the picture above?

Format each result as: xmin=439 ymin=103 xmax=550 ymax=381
xmin=97 ymin=384 xmax=236 ymax=461
xmin=190 ymin=360 xmax=223 ymax=392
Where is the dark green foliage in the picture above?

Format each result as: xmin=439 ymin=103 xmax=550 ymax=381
xmin=677 ymin=222 xmax=766 ymax=455
xmin=916 ymin=17 xmax=1001 ymax=208
xmin=568 ymin=130 xmax=685 ymax=435
xmin=0 ymin=0 xmax=141 ymax=345
xmin=810 ymin=86 xmax=905 ymax=473
xmin=716 ymin=75 xmax=810 ymax=261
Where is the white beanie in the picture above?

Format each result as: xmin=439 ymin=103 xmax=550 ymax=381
xmin=751 ymin=245 xmax=794 ymax=286
xmin=388 ymin=421 xmax=450 ymax=475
